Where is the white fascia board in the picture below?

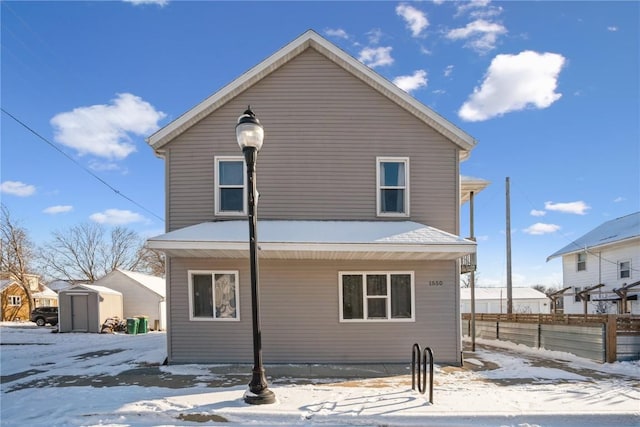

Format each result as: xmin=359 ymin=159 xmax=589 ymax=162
xmin=546 ymin=236 xmax=640 ymax=261
xmin=147 ymin=239 xmax=476 ymax=255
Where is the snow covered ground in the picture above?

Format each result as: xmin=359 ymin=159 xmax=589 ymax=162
xmin=1 ymin=322 xmax=638 ymax=427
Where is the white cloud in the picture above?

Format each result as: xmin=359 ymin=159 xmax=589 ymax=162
xmin=544 ymin=201 xmax=590 ymax=215
xmin=0 ymin=181 xmax=36 ymax=197
xmin=43 ymin=205 xmax=73 ymax=214
xmin=607 ymin=26 xmax=618 ymax=32
xmin=393 ymin=70 xmax=428 ymax=93
xmin=366 ymin=28 xmax=383 ymax=45
xmin=530 ymin=209 xmax=546 ymax=217
xmin=123 ymin=0 xmax=168 ymax=6
xmin=456 ymin=0 xmax=491 ymax=16
xmin=358 ymin=46 xmax=394 ymax=68
xmin=523 ymin=222 xmax=561 ymax=235
xmin=613 ymin=196 xmax=625 ymax=203
xmin=444 ymin=65 xmax=454 ymax=77
xmin=459 ymin=50 xmax=565 ymax=121
xmin=50 ymin=93 xmax=166 ymax=160
xmin=90 ymin=209 xmax=146 ymax=225
xmin=88 ymin=160 xmax=124 ymax=173
xmin=324 ymin=28 xmax=349 ymax=39
xmin=396 ymin=3 xmax=429 ymax=37
xmin=446 ymin=19 xmax=507 ymax=54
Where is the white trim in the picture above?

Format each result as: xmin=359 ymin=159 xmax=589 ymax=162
xmin=619 ymin=260 xmax=632 ymax=279
xmin=376 ymin=157 xmax=410 ymax=217
xmin=187 ymin=270 xmax=240 ymax=322
xmin=338 ymin=271 xmax=415 ymax=323
xmin=214 ymin=156 xmax=247 ymax=216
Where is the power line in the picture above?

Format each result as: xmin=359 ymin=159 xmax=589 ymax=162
xmin=1 ymin=107 xmax=164 ymax=222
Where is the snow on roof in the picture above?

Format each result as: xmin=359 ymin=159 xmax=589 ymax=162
xmin=460 ymin=287 xmax=548 ymax=300
xmin=147 ymin=220 xmax=476 ymax=261
xmin=150 ymin=220 xmax=469 ymax=245
xmin=0 ymin=279 xmax=17 ymax=292
xmin=62 ymin=284 xmax=122 ymax=296
xmin=116 ymin=269 xmax=165 ymax=298
xmin=547 ymin=212 xmax=640 ymax=260
xmin=32 ymin=286 xmax=58 ymax=299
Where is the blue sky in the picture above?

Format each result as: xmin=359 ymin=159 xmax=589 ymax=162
xmin=2 ymin=1 xmax=638 ymax=288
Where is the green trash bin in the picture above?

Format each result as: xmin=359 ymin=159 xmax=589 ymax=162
xmin=136 ymin=316 xmax=148 ymax=334
xmin=126 ymin=317 xmax=139 ymax=335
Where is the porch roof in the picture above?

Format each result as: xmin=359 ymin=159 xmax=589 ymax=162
xmin=147 ymin=220 xmax=476 ymax=261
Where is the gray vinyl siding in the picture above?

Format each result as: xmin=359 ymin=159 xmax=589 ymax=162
xmin=164 ymin=49 xmax=459 ymax=234
xmin=167 ymin=257 xmax=460 ymax=365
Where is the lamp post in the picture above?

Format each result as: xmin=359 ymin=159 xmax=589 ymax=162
xmin=236 ymin=106 xmax=276 ymax=405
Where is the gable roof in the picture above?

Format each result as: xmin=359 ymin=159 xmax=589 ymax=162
xmin=147 ymin=29 xmax=476 ymax=160
xmin=115 ymin=269 xmax=165 ymax=298
xmin=0 ymin=279 xmax=18 ymax=292
xmin=547 ymin=212 xmax=640 ymax=261
xmin=147 ymin=220 xmax=476 ymax=261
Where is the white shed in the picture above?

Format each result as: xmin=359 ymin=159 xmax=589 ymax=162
xmin=58 ymin=284 xmax=123 ymax=333
xmin=92 ymin=269 xmax=166 ymax=330
xmin=461 ymin=287 xmax=550 ymax=314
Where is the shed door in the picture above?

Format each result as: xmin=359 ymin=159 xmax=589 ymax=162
xmin=71 ymin=295 xmax=89 ymax=332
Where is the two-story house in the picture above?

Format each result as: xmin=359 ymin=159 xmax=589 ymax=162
xmin=146 ymin=30 xmax=486 ymax=365
xmin=547 ymin=212 xmax=640 ymax=315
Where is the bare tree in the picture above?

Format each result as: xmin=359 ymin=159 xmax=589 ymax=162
xmin=136 ymin=246 xmax=165 ymax=277
xmin=0 ymin=204 xmax=37 ymax=315
xmin=41 ymin=222 xmax=147 ymax=282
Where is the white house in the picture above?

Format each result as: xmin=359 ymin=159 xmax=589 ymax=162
xmin=460 ymin=287 xmax=550 ymax=314
xmin=547 ymin=212 xmax=640 ymax=315
xmin=92 ymin=269 xmax=166 ymax=330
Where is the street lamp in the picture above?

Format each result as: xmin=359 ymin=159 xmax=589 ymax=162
xmin=236 ymin=106 xmax=276 ymax=405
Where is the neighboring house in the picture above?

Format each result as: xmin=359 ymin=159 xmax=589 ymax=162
xmin=0 ymin=273 xmax=54 ymax=321
xmin=32 ymin=286 xmax=58 ymax=308
xmin=547 ymin=212 xmax=640 ymax=315
xmin=92 ymin=269 xmax=166 ymax=330
xmin=58 ymin=284 xmax=123 ymax=333
xmin=460 ymin=287 xmax=550 ymax=314
xmin=146 ymin=30 xmax=487 ymax=365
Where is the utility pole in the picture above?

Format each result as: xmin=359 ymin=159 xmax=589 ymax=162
xmin=506 ymin=177 xmax=513 ymax=315
xmin=469 ymin=190 xmax=476 ymax=351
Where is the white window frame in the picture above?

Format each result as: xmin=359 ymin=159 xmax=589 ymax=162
xmin=188 ymin=270 xmax=240 ymax=321
xmin=214 ymin=156 xmax=246 ymax=216
xmin=376 ymin=157 xmax=410 ymax=217
xmin=8 ymin=295 xmax=21 ymax=306
xmin=619 ymin=260 xmax=631 ymax=279
xmin=576 ymin=252 xmax=587 ymax=272
xmin=338 ymin=271 xmax=415 ymax=322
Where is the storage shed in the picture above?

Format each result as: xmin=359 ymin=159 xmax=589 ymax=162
xmin=58 ymin=284 xmax=123 ymax=333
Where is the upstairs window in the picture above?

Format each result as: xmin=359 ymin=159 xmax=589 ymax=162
xmin=619 ymin=261 xmax=631 ymax=279
xmin=8 ymin=296 xmax=21 ymax=306
xmin=215 ymin=157 xmax=246 ymax=215
xmin=339 ymin=272 xmax=414 ymax=322
xmin=377 ymin=157 xmax=409 ymax=216
xmin=576 ymin=252 xmax=587 ymax=272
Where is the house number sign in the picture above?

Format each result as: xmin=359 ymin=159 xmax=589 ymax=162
xmin=428 ymin=280 xmax=444 ymax=286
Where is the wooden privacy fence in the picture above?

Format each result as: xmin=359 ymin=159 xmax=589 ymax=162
xmin=461 ymin=313 xmax=640 ymax=363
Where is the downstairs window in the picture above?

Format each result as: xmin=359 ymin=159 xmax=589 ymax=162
xmin=339 ymin=272 xmax=414 ymax=322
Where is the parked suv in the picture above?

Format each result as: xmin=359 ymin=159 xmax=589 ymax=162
xmin=30 ymin=306 xmax=58 ymax=327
